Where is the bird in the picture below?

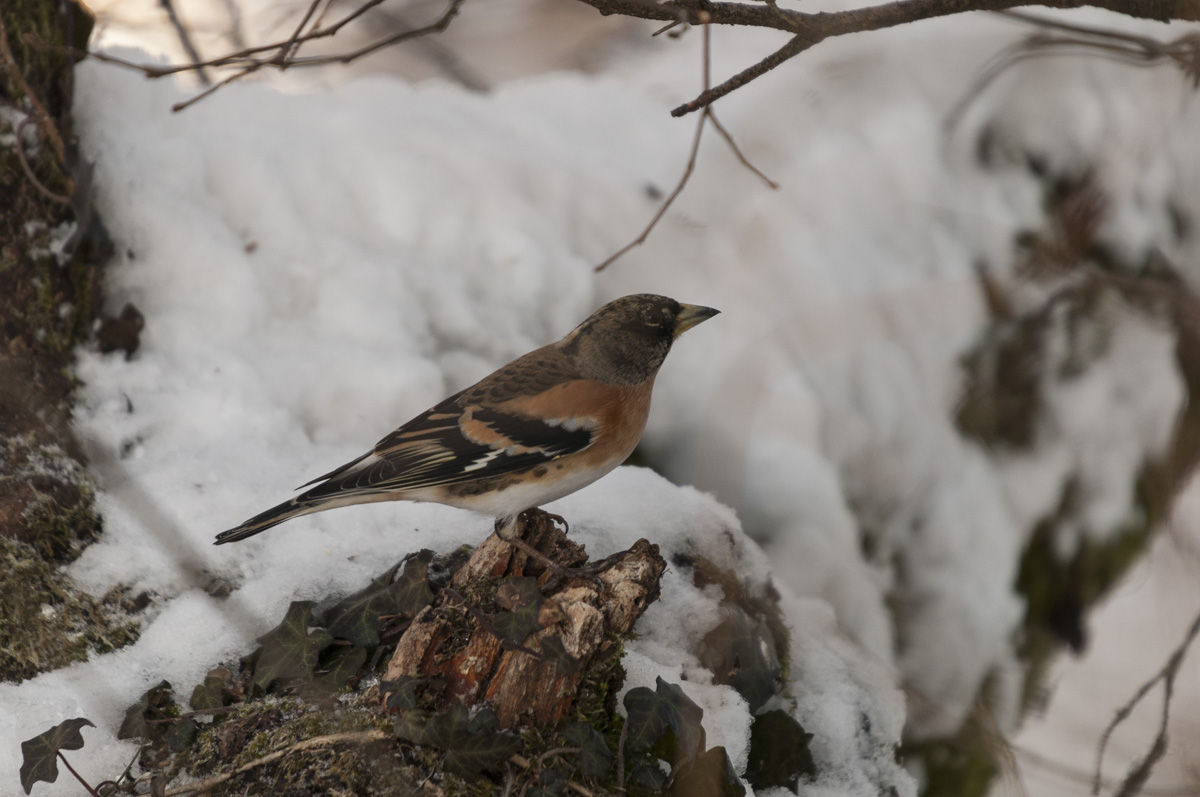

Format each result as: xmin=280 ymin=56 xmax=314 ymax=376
xmin=214 ymin=294 xmax=719 ymax=565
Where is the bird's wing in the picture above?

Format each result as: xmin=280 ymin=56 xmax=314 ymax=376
xmin=298 ymin=348 xmax=604 ymax=500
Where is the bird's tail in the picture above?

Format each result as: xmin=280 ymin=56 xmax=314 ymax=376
xmin=214 ymin=496 xmax=324 ymax=544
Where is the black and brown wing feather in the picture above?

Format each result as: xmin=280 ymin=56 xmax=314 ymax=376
xmin=214 ymin=350 xmax=599 ymax=544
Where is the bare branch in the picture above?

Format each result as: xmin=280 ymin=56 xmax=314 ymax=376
xmin=708 ymin=109 xmax=779 ymax=188
xmin=596 ymin=21 xmax=779 ymax=270
xmin=572 ymin=0 xmax=1200 ymax=116
xmin=27 ymin=0 xmax=389 ymax=78
xmin=159 ymin=0 xmax=211 ymax=84
xmin=947 ymin=11 xmax=1200 ymax=127
xmin=0 ymin=10 xmax=67 ymax=170
xmin=671 ymin=31 xmax=812 ymax=117
xmin=1015 ymin=744 xmax=1200 ymax=796
xmin=1093 ymin=608 xmax=1200 ymax=796
xmin=280 ymin=0 xmax=325 ymax=65
xmin=172 ymin=65 xmax=257 ymax=113
xmin=14 ymin=117 xmax=71 ymax=205
xmin=595 ymin=22 xmax=714 ymax=272
xmin=509 ymin=753 xmax=596 ymax=796
xmin=161 ymin=730 xmax=390 ymax=796
xmin=288 ymin=0 xmax=467 ymax=66
xmin=29 ymin=0 xmax=466 ymax=111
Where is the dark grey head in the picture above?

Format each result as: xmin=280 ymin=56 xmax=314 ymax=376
xmin=560 ymin=294 xmax=720 ymax=384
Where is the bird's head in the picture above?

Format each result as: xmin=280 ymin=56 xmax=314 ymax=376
xmin=561 ymin=294 xmax=719 ymax=384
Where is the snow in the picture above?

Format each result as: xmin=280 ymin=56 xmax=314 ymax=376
xmin=5 ymin=3 xmax=1199 ymax=795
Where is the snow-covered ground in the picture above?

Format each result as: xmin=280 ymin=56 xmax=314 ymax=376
xmin=5 ymin=1 xmax=1200 ymax=794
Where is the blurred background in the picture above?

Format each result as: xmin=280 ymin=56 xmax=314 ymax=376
xmin=6 ymin=0 xmax=1200 ymax=793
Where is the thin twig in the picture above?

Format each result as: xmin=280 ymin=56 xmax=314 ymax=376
xmin=372 ymin=7 xmax=490 ymax=90
xmin=162 ymin=729 xmax=390 ymax=796
xmin=946 ymin=12 xmax=1200 ymax=129
xmin=56 ymin=752 xmax=100 ymax=797
xmin=0 ymin=11 xmax=68 ymax=171
xmin=14 ymin=116 xmax=71 ymax=205
xmin=28 ymin=0 xmax=463 ymax=113
xmin=708 ymin=108 xmax=779 ymax=189
xmin=158 ymin=0 xmax=211 ymax=84
xmin=509 ymin=752 xmax=595 ymax=797
xmin=280 ymin=0 xmax=325 ymax=64
xmin=670 ymin=31 xmax=812 ymax=117
xmin=1000 ymin=9 xmax=1199 ymax=53
xmin=1093 ymin=608 xmax=1200 ymax=796
xmin=144 ymin=704 xmax=243 ymax=724
xmin=1015 ymin=744 xmax=1200 ymax=796
xmin=535 ymin=746 xmax=581 ymax=771
xmin=172 ymin=65 xmax=257 ymax=113
xmin=595 ymin=20 xmax=778 ymax=271
xmin=594 ymin=21 xmax=713 ymax=272
xmin=291 ymin=0 xmax=467 ymax=66
xmin=568 ymin=0 xmax=1200 ymax=117
xmin=218 ymin=0 xmax=249 ymax=52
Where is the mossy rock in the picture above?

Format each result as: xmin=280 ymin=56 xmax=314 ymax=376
xmin=0 ymin=535 xmax=141 ymax=682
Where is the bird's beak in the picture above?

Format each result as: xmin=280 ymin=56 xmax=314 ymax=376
xmin=673 ymin=303 xmax=720 ymax=337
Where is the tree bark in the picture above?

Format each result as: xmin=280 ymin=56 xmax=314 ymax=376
xmin=383 ymin=512 xmax=666 ymax=728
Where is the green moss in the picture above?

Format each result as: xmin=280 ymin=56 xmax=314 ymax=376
xmin=1 ymin=434 xmax=100 ymax=558
xmin=0 ymin=0 xmax=123 ymax=684
xmin=1015 ymin=497 xmax=1151 ymax=711
xmin=572 ymin=640 xmax=627 ymax=737
xmin=906 ymin=737 xmax=998 ymax=797
xmin=175 ymin=693 xmax=425 ymax=795
xmin=0 ymin=535 xmax=140 ymax=681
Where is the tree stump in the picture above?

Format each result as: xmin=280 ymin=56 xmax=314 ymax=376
xmin=381 ymin=511 xmax=665 ymax=728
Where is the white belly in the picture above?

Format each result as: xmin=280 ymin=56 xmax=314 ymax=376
xmin=405 ymin=459 xmax=620 ymax=519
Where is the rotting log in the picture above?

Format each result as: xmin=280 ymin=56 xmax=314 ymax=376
xmin=382 ymin=511 xmax=665 ymax=728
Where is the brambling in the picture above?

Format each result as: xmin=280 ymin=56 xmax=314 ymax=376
xmin=215 ymin=294 xmax=719 ymax=560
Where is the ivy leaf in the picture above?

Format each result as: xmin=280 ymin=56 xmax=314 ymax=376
xmin=539 ymin=636 xmax=579 ymax=674
xmin=493 ymin=578 xmax=545 ymax=645
xmin=654 ymin=677 xmax=705 ymax=762
xmin=529 ymin=767 xmax=567 ymax=797
xmin=671 ymin=746 xmax=746 ymax=797
xmin=253 ymin=601 xmax=333 ymax=690
xmin=623 ymin=678 xmax=706 ymax=765
xmin=394 ymin=549 xmax=436 ymax=615
xmin=167 ymin=718 xmax=198 ymax=753
xmin=189 ymin=666 xmax=233 ymax=711
xmin=393 ymin=710 xmax=428 ymax=746
xmin=320 ymin=552 xmax=433 ymax=647
xmin=19 ymin=717 xmax=94 ymax=794
xmin=561 ymin=722 xmax=612 ymax=778
xmin=385 ymin=676 xmax=431 ymax=746
xmin=382 ymin=676 xmax=423 ymax=711
xmin=622 ymin=687 xmax=670 ymax=752
xmin=629 ymin=761 xmax=668 ymax=790
xmin=444 ymin=730 xmax=522 ymax=780
xmin=118 ymin=681 xmax=175 ymax=742
xmin=467 ymin=706 xmax=500 ymax=736
xmin=745 ymin=709 xmax=816 ymax=791
xmin=700 ymin=606 xmax=781 ymax=714
xmin=422 ymin=703 xmax=521 ymax=779
xmin=316 ymin=645 xmax=368 ymax=690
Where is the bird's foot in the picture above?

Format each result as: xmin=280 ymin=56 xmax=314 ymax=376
xmin=540 ymin=511 xmax=569 ymax=534
xmin=497 ymin=509 xmax=605 ymax=590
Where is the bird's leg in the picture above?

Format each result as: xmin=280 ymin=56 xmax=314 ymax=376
xmin=494 ymin=511 xmax=605 ymax=590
